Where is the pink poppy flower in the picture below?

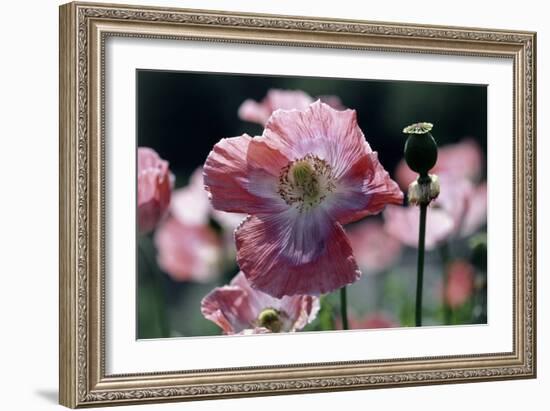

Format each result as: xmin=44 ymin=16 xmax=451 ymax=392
xmin=201 ymin=272 xmax=320 ymax=334
xmin=171 ymin=167 xmax=246 ymax=232
xmin=395 ymin=139 xmax=483 ymax=190
xmin=434 ymin=177 xmax=487 ymax=239
xmin=238 ymin=89 xmax=344 ymax=125
xmin=359 ymin=312 xmax=399 ymax=329
xmin=154 ymin=217 xmax=222 ymax=282
xmin=346 ymin=220 xmax=402 ymax=273
xmin=169 ymin=168 xmax=211 ymax=226
xmin=137 ymin=147 xmax=173 ymax=234
xmin=444 ymin=260 xmax=475 ymax=308
xmin=385 ymin=175 xmax=486 ymax=249
xmin=336 ymin=312 xmax=398 ymax=330
xmin=204 ymin=101 xmax=403 ymax=297
xmin=161 ymin=168 xmax=245 ymax=280
xmin=459 ymin=183 xmax=487 ymax=237
xmin=383 ymin=205 xmax=455 ymax=250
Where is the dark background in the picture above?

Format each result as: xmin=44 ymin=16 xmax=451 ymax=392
xmin=136 ymin=70 xmax=487 ymax=338
xmin=137 ymin=70 xmax=487 ymax=183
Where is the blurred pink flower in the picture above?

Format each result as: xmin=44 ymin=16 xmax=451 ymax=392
xmin=346 ymin=220 xmax=402 ymax=273
xmin=201 ymin=272 xmax=320 ymax=334
xmin=154 ymin=167 xmax=246 ymax=282
xmin=384 ymin=205 xmax=455 ymax=250
xmin=238 ymin=89 xmax=344 ymax=125
xmin=204 ymin=101 xmax=403 ymax=297
xmin=445 ymin=260 xmax=475 ymax=308
xmin=154 ymin=217 xmax=222 ymax=283
xmin=459 ymin=183 xmax=487 ymax=237
xmin=170 ymin=168 xmax=211 ymax=226
xmin=433 ymin=176 xmax=487 ymax=239
xmin=356 ymin=312 xmax=398 ymax=329
xmin=337 ymin=312 xmax=398 ymax=330
xmin=395 ymin=139 xmax=483 ymax=190
xmin=170 ymin=167 xmax=246 ymax=231
xmin=383 ymin=180 xmax=486 ymax=249
xmin=137 ymin=147 xmax=173 ymax=234
xmin=316 ymin=95 xmax=345 ymax=111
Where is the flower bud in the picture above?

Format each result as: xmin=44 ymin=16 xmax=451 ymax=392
xmin=407 ymin=174 xmax=440 ymax=206
xmin=403 ymin=122 xmax=438 ymax=176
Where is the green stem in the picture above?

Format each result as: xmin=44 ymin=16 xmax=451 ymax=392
xmin=415 ymin=203 xmax=427 ymax=327
xmin=439 ymin=242 xmax=452 ymax=325
xmin=138 ymin=238 xmax=170 ymax=338
xmin=340 ymin=286 xmax=349 ymax=330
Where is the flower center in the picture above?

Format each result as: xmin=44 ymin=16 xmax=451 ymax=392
xmin=257 ymin=308 xmax=283 ymax=333
xmin=278 ymin=154 xmax=335 ymax=212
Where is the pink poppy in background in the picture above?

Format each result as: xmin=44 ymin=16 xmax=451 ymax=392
xmin=170 ymin=167 xmax=246 ymax=232
xmin=154 ymin=167 xmax=246 ymax=282
xmin=395 ymin=139 xmax=483 ymax=190
xmin=204 ymin=101 xmax=403 ymax=297
xmin=383 ymin=180 xmax=486 ymax=249
xmin=384 ymin=205 xmax=455 ymax=250
xmin=201 ymin=272 xmax=320 ymax=334
xmin=238 ymin=89 xmax=344 ymax=125
xmin=154 ymin=217 xmax=222 ymax=283
xmin=346 ymin=220 xmax=402 ymax=273
xmin=459 ymin=183 xmax=487 ymax=237
xmin=336 ymin=312 xmax=398 ymax=330
xmin=445 ymin=260 xmax=475 ymax=308
xmin=169 ymin=168 xmax=211 ymax=226
xmin=359 ymin=312 xmax=399 ymax=329
xmin=433 ymin=176 xmax=487 ymax=239
xmin=137 ymin=147 xmax=173 ymax=234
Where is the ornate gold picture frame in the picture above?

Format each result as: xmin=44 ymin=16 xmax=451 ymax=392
xmin=59 ymin=1 xmax=536 ymax=408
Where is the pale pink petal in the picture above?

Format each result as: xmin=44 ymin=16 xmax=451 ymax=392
xmin=346 ymin=220 xmax=402 ymax=273
xmin=137 ymin=147 xmax=173 ymax=234
xmin=383 ymin=205 xmax=455 ymax=250
xmin=445 ymin=260 xmax=475 ymax=308
xmin=282 ymin=294 xmax=321 ymax=330
xmin=394 ymin=139 xmax=483 ymax=189
xmin=154 ymin=217 xmax=222 ymax=282
xmin=203 ymin=135 xmax=289 ymax=214
xmin=327 ymin=151 xmax=403 ymax=224
xmin=236 ymin=211 xmax=361 ymax=298
xmin=460 ymin=183 xmax=487 ymax=237
xmin=201 ymin=285 xmax=256 ymax=334
xmin=262 ymin=100 xmax=371 ymax=178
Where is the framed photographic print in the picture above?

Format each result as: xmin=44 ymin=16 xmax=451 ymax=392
xmin=59 ymin=1 xmax=537 ymax=408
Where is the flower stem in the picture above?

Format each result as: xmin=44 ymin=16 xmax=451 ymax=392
xmin=439 ymin=241 xmax=452 ymax=325
xmin=415 ymin=203 xmax=427 ymax=327
xmin=340 ymin=286 xmax=349 ymax=330
xmin=138 ymin=237 xmax=170 ymax=338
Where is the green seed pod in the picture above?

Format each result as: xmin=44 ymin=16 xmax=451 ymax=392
xmin=403 ymin=122 xmax=438 ymax=176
